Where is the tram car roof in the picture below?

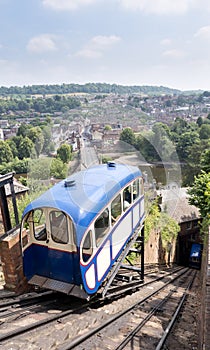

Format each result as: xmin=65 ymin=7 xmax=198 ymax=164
xmin=23 ymin=163 xmax=141 ymax=240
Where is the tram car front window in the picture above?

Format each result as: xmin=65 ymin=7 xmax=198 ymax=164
xmin=50 ymin=210 xmax=68 ymax=244
xmin=33 ymin=209 xmax=47 ymax=241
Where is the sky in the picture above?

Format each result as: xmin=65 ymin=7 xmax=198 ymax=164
xmin=0 ymin=0 xmax=210 ymax=91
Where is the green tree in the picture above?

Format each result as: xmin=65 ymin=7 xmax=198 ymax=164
xmin=151 ymin=123 xmax=174 ymax=161
xmin=56 ymin=143 xmax=72 ymax=163
xmin=18 ymin=137 xmax=35 ymax=160
xmin=17 ymin=100 xmax=29 ymax=111
xmin=11 ymin=135 xmax=23 ymax=150
xmin=199 ymin=124 xmax=210 ymax=140
xmin=104 ymin=125 xmax=112 ymax=131
xmin=50 ymin=158 xmax=68 ymax=179
xmin=187 ymin=171 xmax=210 ymax=222
xmin=12 ymin=158 xmax=29 ymax=174
xmin=0 ymin=141 xmax=13 ymax=164
xmin=171 ymin=117 xmax=188 ymax=136
xmin=17 ymin=123 xmax=30 ymax=137
xmin=42 ymin=126 xmax=52 ymax=154
xmin=135 ymin=132 xmax=160 ymax=162
xmin=200 ymin=149 xmax=210 ymax=172
xmin=28 ymin=158 xmax=52 ymax=180
xmin=196 ymin=116 xmax=203 ymax=127
xmin=119 ymin=128 xmax=136 ymax=146
xmin=152 ymin=122 xmax=170 ymax=137
xmin=27 ymin=126 xmax=44 ymax=157
xmin=101 ymin=156 xmax=113 ymax=163
xmin=176 ymin=131 xmax=200 ymax=161
xmin=6 ymin=139 xmax=18 ymax=158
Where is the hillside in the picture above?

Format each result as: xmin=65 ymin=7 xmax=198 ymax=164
xmin=0 ymin=83 xmax=183 ymax=96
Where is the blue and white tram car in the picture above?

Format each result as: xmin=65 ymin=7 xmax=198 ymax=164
xmin=20 ymin=163 xmax=145 ymax=299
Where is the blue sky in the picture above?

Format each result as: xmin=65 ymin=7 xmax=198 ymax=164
xmin=0 ymin=0 xmax=210 ymax=90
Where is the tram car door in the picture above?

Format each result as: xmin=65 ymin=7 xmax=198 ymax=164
xmin=21 ymin=207 xmax=79 ymax=288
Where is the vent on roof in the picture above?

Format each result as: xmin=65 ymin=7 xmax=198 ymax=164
xmin=107 ymin=161 xmax=116 ymax=168
xmin=64 ymin=180 xmax=76 ymax=187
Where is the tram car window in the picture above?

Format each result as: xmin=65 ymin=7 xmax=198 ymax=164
xmin=133 ymin=179 xmax=140 ymax=200
xmin=111 ymin=194 xmax=122 ymax=224
xmin=82 ymin=230 xmax=93 ymax=263
xmin=139 ymin=178 xmax=144 ymax=195
xmin=33 ymin=209 xmax=47 ymax=241
xmin=123 ymin=185 xmax=132 ymax=210
xmin=50 ymin=210 xmax=68 ymax=244
xmin=20 ymin=163 xmax=145 ymax=299
xmin=94 ymin=208 xmax=110 ymax=247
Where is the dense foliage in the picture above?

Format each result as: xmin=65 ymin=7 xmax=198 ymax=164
xmin=0 ymin=119 xmax=71 ymax=179
xmin=120 ymin=116 xmax=210 ymax=185
xmin=0 ymin=123 xmax=53 ymax=168
xmin=0 ymin=95 xmax=81 ymax=114
xmin=9 ymin=183 xmax=51 ymax=225
xmin=187 ymin=171 xmax=210 ymax=222
xmin=0 ymin=83 xmax=181 ymax=97
xmin=144 ymin=201 xmax=180 ymax=247
xmin=56 ymin=144 xmax=72 ymax=163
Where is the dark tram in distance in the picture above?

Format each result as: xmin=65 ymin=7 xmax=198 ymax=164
xmin=189 ymin=243 xmax=202 ymax=269
xmin=20 ymin=162 xmax=145 ymax=299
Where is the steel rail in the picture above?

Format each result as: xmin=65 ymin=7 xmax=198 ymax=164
xmin=0 ymin=300 xmax=92 ymax=342
xmin=114 ymin=270 xmax=196 ymax=350
xmin=0 ymin=290 xmax=53 ymax=308
xmin=58 ymin=268 xmax=191 ymax=350
xmin=155 ymin=270 xmax=197 ymax=350
xmin=103 ymin=266 xmax=185 ymax=300
xmin=0 ymin=267 xmax=187 ymax=345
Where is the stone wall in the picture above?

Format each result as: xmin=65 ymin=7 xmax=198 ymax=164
xmin=144 ymin=228 xmax=177 ymax=266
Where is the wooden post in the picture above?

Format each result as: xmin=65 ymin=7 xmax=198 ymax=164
xmin=0 ymin=186 xmax=11 ymax=232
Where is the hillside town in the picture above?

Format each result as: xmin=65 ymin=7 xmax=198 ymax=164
xmin=0 ymin=91 xmax=210 ymax=150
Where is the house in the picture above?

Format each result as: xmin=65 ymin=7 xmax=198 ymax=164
xmin=102 ymin=129 xmax=121 ymax=145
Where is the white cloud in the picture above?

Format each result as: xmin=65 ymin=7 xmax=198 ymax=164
xmin=76 ymin=48 xmax=102 ymax=58
xmin=42 ymin=0 xmax=97 ymax=11
xmin=90 ymin=35 xmax=121 ymax=49
xmin=160 ymin=38 xmax=172 ymax=46
xmin=162 ymin=49 xmax=186 ymax=58
xmin=75 ymin=35 xmax=121 ymax=58
xmin=194 ymin=25 xmax=210 ymax=40
xmin=118 ymin=0 xmax=198 ymax=15
xmin=27 ymin=34 xmax=58 ymax=54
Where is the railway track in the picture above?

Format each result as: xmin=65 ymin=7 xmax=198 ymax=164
xmin=0 ymin=266 xmax=197 ymax=349
xmin=57 ymin=268 xmax=196 ymax=349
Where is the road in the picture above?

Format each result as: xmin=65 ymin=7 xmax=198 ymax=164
xmin=80 ymin=143 xmax=99 ymax=169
